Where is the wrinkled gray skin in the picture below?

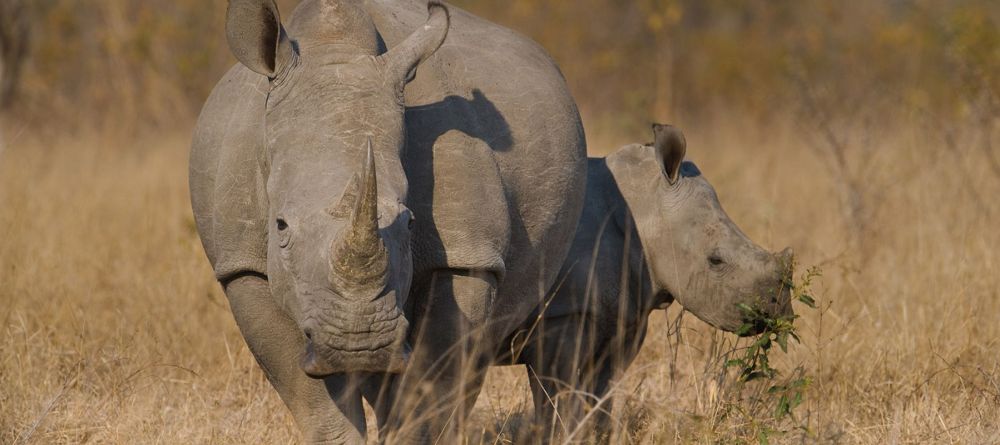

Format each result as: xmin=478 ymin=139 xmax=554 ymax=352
xmin=506 ymin=124 xmax=793 ymax=440
xmin=189 ymin=0 xmax=586 ymax=443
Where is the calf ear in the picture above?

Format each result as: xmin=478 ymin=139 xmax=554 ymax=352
xmin=652 ymin=123 xmax=686 ymax=184
xmin=226 ymin=0 xmax=295 ymax=77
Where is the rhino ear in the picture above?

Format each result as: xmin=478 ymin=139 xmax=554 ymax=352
xmin=652 ymin=123 xmax=686 ymax=184
xmin=381 ymin=2 xmax=450 ymax=85
xmin=227 ymin=0 xmax=295 ymax=77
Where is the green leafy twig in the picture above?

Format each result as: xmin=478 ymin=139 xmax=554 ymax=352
xmin=722 ymin=265 xmax=822 ymax=442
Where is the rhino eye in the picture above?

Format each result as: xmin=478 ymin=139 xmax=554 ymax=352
xmin=276 ymin=218 xmax=289 ymax=231
xmin=708 ymin=254 xmax=726 ymax=267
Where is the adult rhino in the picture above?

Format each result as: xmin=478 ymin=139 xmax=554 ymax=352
xmin=189 ymin=0 xmax=586 ymax=443
xmin=505 ymin=124 xmax=794 ymax=440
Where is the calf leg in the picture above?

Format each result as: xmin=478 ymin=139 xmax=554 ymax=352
xmin=523 ymin=314 xmax=629 ymax=443
xmin=572 ymin=331 xmax=647 ymax=443
xmin=224 ymin=274 xmax=367 ymax=445
xmin=525 ymin=356 xmax=579 ymax=443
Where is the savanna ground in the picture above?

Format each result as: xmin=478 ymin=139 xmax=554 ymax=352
xmin=2 ymin=1 xmax=1000 ymax=444
xmin=3 ymin=115 xmax=999 ymax=443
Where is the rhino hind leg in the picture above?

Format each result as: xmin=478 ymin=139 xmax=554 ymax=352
xmin=223 ymin=274 xmax=368 ymax=445
xmin=381 ymin=269 xmax=497 ymax=443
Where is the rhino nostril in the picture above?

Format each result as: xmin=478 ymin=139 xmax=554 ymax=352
xmin=304 ymin=329 xmax=313 ymax=341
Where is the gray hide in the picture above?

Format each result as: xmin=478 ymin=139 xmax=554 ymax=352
xmin=507 ymin=124 xmax=793 ymax=439
xmin=189 ymin=0 xmax=586 ymax=443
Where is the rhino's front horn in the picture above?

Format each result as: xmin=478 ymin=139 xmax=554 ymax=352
xmin=330 ymin=140 xmax=388 ymax=292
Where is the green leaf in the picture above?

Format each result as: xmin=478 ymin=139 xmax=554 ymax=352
xmin=776 ymin=332 xmax=789 ymax=352
xmin=757 ymin=336 xmax=772 ymax=350
xmin=798 ymin=293 xmax=817 ymax=308
xmin=758 ymin=429 xmax=770 ymax=445
xmin=791 ymin=390 xmax=804 ymax=409
xmin=775 ymin=395 xmax=791 ymax=419
xmin=725 ymin=359 xmax=746 ymax=369
xmin=789 ymin=331 xmax=802 ymax=343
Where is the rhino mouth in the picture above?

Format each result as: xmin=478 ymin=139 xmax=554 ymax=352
xmin=298 ymin=294 xmax=412 ymax=378
xmin=300 ymin=332 xmax=411 ymax=378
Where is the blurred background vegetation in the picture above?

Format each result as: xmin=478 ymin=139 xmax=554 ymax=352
xmin=2 ymin=2 xmax=1000 ymax=442
xmin=0 ymin=0 xmax=996 ymax=139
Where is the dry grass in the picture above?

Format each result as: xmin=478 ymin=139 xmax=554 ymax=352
xmin=1 ymin=116 xmax=999 ymax=444
xmin=0 ymin=130 xmax=295 ymax=443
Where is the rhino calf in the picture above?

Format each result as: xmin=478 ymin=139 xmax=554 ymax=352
xmin=510 ymin=123 xmax=794 ymax=439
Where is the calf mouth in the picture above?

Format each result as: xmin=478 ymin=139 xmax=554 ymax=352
xmin=737 ymin=317 xmax=769 ymax=337
xmin=733 ymin=298 xmax=789 ymax=337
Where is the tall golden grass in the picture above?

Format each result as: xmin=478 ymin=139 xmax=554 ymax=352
xmin=2 ymin=111 xmax=998 ymax=443
xmin=0 ymin=131 xmax=296 ymax=443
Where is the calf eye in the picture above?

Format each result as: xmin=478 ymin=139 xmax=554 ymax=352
xmin=276 ymin=218 xmax=288 ymax=231
xmin=708 ymin=254 xmax=725 ymax=267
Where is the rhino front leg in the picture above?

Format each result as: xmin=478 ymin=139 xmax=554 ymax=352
xmin=224 ymin=274 xmax=367 ymax=445
xmin=382 ymin=269 xmax=497 ymax=444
